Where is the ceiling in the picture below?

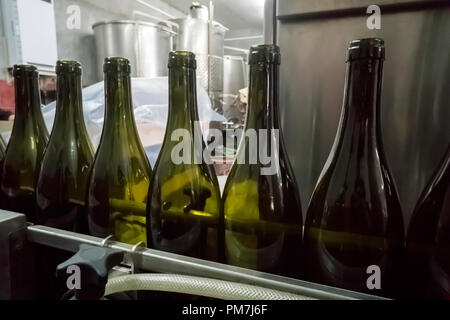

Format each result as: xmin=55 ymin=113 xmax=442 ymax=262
xmin=154 ymin=0 xmax=264 ymax=38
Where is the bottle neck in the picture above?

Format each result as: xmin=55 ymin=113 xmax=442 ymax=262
xmin=103 ymin=72 xmax=136 ymax=135
xmin=339 ymin=59 xmax=383 ymax=146
xmin=14 ymin=73 xmax=42 ymax=124
xmin=167 ymin=66 xmax=198 ymax=131
xmin=53 ymin=72 xmax=84 ymax=131
xmin=246 ymin=63 xmax=280 ymax=130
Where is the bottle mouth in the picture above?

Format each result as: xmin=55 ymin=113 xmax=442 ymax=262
xmin=103 ymin=57 xmax=131 ymax=74
xmin=168 ymin=51 xmax=196 ymax=69
xmin=347 ymin=38 xmax=385 ymax=61
xmin=56 ymin=60 xmax=82 ymax=75
xmin=249 ymin=44 xmax=281 ymax=65
xmin=13 ymin=64 xmax=38 ymax=78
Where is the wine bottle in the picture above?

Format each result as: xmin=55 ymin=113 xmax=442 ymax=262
xmin=0 ymin=135 xmax=7 ymax=183
xmin=36 ymin=60 xmax=94 ymax=233
xmin=87 ymin=57 xmax=151 ymax=245
xmin=406 ymin=144 xmax=450 ymax=299
xmin=304 ymin=38 xmax=404 ymax=296
xmin=0 ymin=65 xmax=49 ymax=222
xmin=146 ymin=51 xmax=222 ymax=262
xmin=222 ymin=45 xmax=303 ymax=278
xmin=0 ymin=135 xmax=6 ymax=157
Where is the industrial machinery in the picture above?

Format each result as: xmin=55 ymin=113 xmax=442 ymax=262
xmin=0 ymin=210 xmax=384 ymax=300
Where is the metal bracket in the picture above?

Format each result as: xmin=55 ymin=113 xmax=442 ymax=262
xmin=0 ymin=210 xmax=36 ymax=300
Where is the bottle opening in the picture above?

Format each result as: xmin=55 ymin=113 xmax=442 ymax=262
xmin=56 ymin=60 xmax=82 ymax=75
xmin=103 ymin=57 xmax=131 ymax=74
xmin=347 ymin=38 xmax=385 ymax=61
xmin=13 ymin=64 xmax=38 ymax=78
xmin=249 ymin=44 xmax=281 ymax=65
xmin=168 ymin=51 xmax=197 ymax=69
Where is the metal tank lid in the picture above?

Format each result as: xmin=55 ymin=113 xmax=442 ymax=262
xmin=92 ymin=20 xmax=174 ymax=33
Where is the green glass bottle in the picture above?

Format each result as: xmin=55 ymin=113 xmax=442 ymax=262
xmin=0 ymin=135 xmax=6 ymax=157
xmin=222 ymin=45 xmax=303 ymax=278
xmin=146 ymin=51 xmax=222 ymax=262
xmin=0 ymin=135 xmax=7 ymax=183
xmin=0 ymin=65 xmax=49 ymax=222
xmin=36 ymin=61 xmax=94 ymax=233
xmin=87 ymin=57 xmax=151 ymax=245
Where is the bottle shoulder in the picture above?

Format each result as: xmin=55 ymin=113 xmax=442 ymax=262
xmin=407 ymin=163 xmax=450 ymax=244
xmin=4 ymin=132 xmax=47 ymax=167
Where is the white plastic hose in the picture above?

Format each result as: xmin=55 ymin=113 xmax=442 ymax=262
xmin=105 ymin=274 xmax=315 ymax=300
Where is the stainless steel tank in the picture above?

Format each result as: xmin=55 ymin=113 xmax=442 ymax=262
xmin=92 ymin=20 xmax=174 ymax=80
xmin=170 ymin=4 xmax=227 ymax=112
xmin=209 ymin=21 xmax=227 ymax=112
xmin=171 ymin=17 xmax=210 ymax=90
xmin=189 ymin=2 xmax=209 ymax=20
xmin=222 ymin=55 xmax=247 ymax=123
xmin=223 ymin=55 xmax=246 ymax=95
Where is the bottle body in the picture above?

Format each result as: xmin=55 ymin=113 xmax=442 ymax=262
xmin=147 ymin=52 xmax=222 ymax=261
xmin=406 ymin=144 xmax=450 ymax=299
xmin=87 ymin=58 xmax=151 ymax=245
xmin=0 ymin=135 xmax=7 ymax=184
xmin=36 ymin=61 xmax=94 ymax=233
xmin=304 ymin=39 xmax=404 ymax=296
xmin=0 ymin=65 xmax=49 ymax=222
xmin=222 ymin=45 xmax=303 ymax=278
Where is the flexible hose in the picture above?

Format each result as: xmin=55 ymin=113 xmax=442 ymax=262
xmin=105 ymin=273 xmax=315 ymax=300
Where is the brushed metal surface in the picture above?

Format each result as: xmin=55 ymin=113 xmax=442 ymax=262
xmin=276 ymin=1 xmax=450 ymax=227
xmin=171 ymin=17 xmax=210 ymax=90
xmin=92 ymin=20 xmax=173 ymax=80
xmin=189 ymin=2 xmax=209 ymax=21
xmin=171 ymin=17 xmax=227 ymax=111
xmin=223 ymin=55 xmax=246 ymax=95
xmin=209 ymin=21 xmax=227 ymax=95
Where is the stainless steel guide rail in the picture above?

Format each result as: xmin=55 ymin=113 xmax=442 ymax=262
xmin=0 ymin=210 xmax=387 ymax=300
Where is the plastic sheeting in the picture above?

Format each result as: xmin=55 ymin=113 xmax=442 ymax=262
xmin=32 ymin=77 xmax=224 ymax=167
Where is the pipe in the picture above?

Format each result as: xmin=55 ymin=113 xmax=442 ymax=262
xmin=225 ymin=35 xmax=264 ymax=41
xmin=105 ymin=274 xmax=315 ymax=300
xmin=132 ymin=10 xmax=179 ymax=30
xmin=135 ymin=0 xmax=177 ymax=19
xmin=224 ymin=46 xmax=250 ymax=54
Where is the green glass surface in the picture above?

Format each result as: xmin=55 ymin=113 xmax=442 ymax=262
xmin=0 ymin=65 xmax=49 ymax=222
xmin=87 ymin=57 xmax=151 ymax=245
xmin=222 ymin=45 xmax=303 ymax=278
xmin=147 ymin=51 xmax=222 ymax=262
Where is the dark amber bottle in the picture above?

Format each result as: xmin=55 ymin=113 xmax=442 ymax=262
xmin=407 ymin=144 xmax=450 ymax=299
xmin=304 ymin=39 xmax=404 ymax=297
